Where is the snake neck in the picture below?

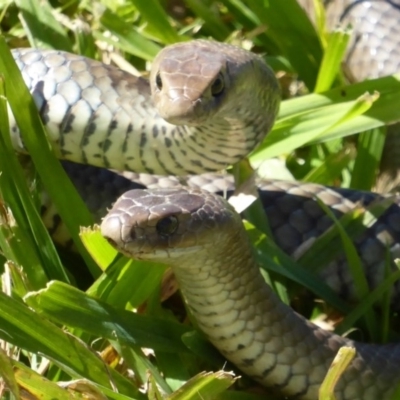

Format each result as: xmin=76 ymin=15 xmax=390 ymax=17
xmin=133 ymin=113 xmax=271 ymax=176
xmin=10 ymin=87 xmax=265 ymax=177
xmin=170 ymin=229 xmax=400 ymax=400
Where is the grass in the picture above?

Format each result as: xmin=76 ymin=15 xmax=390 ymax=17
xmin=0 ymin=0 xmax=400 ymax=399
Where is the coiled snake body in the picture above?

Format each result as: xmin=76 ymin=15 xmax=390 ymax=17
xmin=5 ymin=1 xmax=400 ymax=399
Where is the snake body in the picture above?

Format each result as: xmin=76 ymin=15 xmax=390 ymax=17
xmin=49 ymin=162 xmax=400 ymax=307
xmin=101 ymin=187 xmax=400 ymax=400
xmin=299 ymin=0 xmax=400 ymax=81
xmin=10 ymin=41 xmax=279 ymax=175
xmin=4 ymin=1 xmax=400 ymax=397
xmin=328 ymin=0 xmax=400 ymax=81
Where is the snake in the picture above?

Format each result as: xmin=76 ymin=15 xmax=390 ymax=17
xmin=10 ymin=40 xmax=279 ymax=175
xmin=56 ymin=163 xmax=400 ymax=307
xmin=101 ymin=187 xmax=400 ymax=400
xmin=3 ymin=0 xmax=400 ymax=398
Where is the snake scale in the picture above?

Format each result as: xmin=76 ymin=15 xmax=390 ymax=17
xmin=4 ymin=1 xmax=400 ymax=399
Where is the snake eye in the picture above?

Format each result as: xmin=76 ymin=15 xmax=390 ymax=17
xmin=155 ymin=72 xmax=163 ymax=90
xmin=156 ymin=215 xmax=178 ymax=236
xmin=211 ymin=74 xmax=224 ymax=97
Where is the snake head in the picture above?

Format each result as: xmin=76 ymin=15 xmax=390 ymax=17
xmin=101 ymin=187 xmax=240 ymax=262
xmin=150 ymin=41 xmax=231 ymax=126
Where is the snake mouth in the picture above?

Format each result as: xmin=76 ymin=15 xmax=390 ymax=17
xmin=156 ymin=246 xmax=202 ymax=258
xmin=104 ymin=236 xmax=119 ymax=249
xmin=157 ymin=96 xmax=205 ymax=126
xmin=102 ymin=246 xmax=203 ymax=264
xmin=129 ymin=246 xmax=203 ymax=261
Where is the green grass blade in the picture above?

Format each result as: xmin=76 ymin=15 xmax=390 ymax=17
xmin=14 ymin=0 xmax=72 ymax=51
xmin=130 ymin=0 xmax=182 ymax=44
xmin=298 ymin=197 xmax=394 ymax=274
xmin=116 ymin=343 xmax=172 ymax=395
xmin=99 ymin=8 xmax=162 ymax=60
xmin=277 ymin=74 xmax=400 ymax=120
xmin=245 ymin=0 xmax=322 ymax=89
xmin=314 ymin=198 xmax=377 ymax=339
xmin=308 ymin=0 xmax=327 ymax=44
xmin=350 ymin=127 xmax=386 ymax=190
xmin=244 ymin=222 xmax=350 ymax=314
xmin=167 ymin=371 xmax=237 ymax=400
xmin=0 ymin=348 xmax=19 ymax=398
xmin=303 ymin=146 xmax=355 ymax=184
xmin=11 ymin=359 xmax=137 ymax=400
xmin=254 ymin=91 xmax=380 ymax=161
xmin=319 ymin=347 xmax=356 ymax=400
xmin=83 ymin=229 xmax=167 ymax=308
xmin=156 ymin=350 xmax=192 ymax=391
xmin=0 ymin=291 xmax=139 ymax=397
xmin=222 ymin=0 xmax=260 ymax=28
xmin=88 ymin=256 xmax=166 ymax=309
xmin=10 ymin=359 xmax=77 ymax=400
xmin=182 ymin=0 xmax=231 ymax=40
xmin=314 ymin=26 xmax=350 ymax=92
xmin=80 ymin=228 xmax=117 ymax=271
xmin=25 ymin=281 xmax=191 ymax=354
xmin=335 ymin=268 xmax=400 ymax=336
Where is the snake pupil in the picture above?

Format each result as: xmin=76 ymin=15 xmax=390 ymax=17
xmin=156 ymin=215 xmax=178 ymax=236
xmin=211 ymin=74 xmax=224 ymax=96
xmin=155 ymin=72 xmax=163 ymax=90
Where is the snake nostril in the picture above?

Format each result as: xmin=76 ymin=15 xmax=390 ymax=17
xmin=155 ymin=72 xmax=163 ymax=90
xmin=129 ymin=226 xmax=138 ymax=240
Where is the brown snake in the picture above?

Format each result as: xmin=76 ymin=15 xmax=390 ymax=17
xmin=4 ymin=1 xmax=400 ymax=399
xmin=102 ymin=187 xmax=400 ymax=400
xmin=10 ymin=40 xmax=279 ymax=175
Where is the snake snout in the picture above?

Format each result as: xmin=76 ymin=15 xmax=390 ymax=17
xmin=101 ymin=215 xmax=124 ymax=249
xmin=159 ymin=96 xmax=198 ymax=124
xmin=155 ymin=87 xmax=206 ymax=126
